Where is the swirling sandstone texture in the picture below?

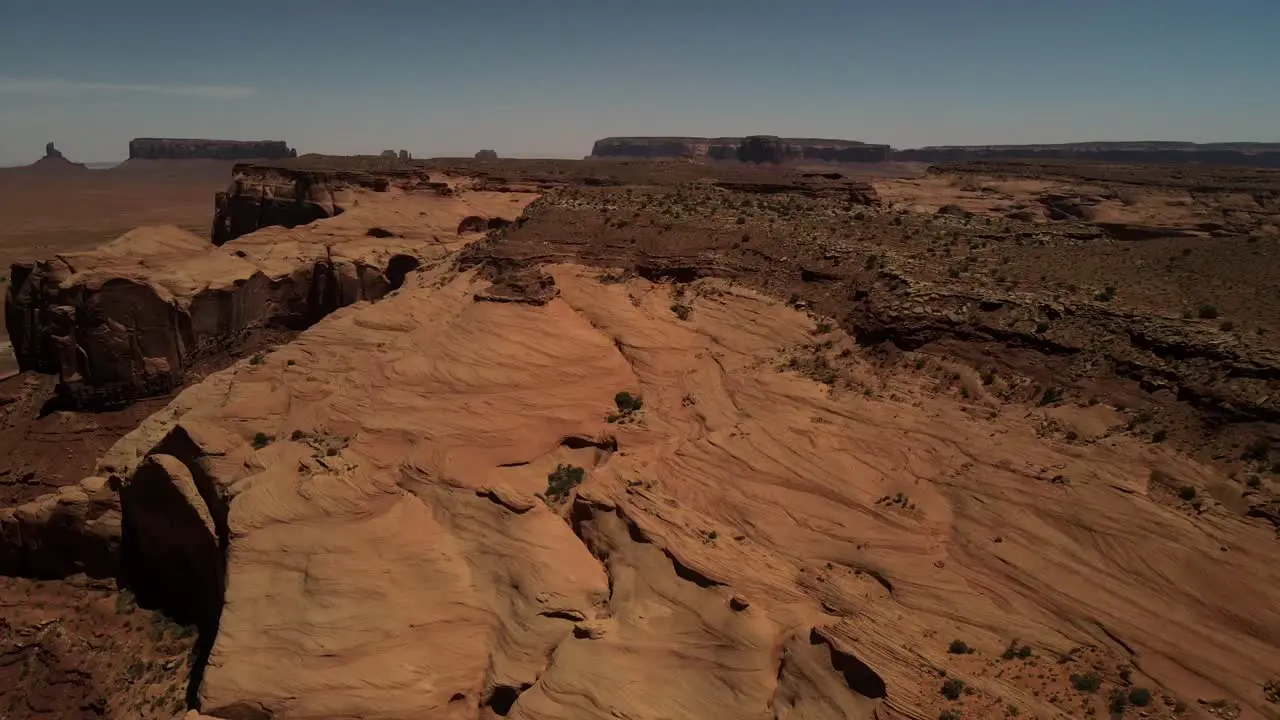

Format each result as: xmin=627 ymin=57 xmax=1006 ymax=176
xmin=109 ymin=263 xmax=1279 ymax=719
xmin=128 ymin=138 xmax=297 ymax=161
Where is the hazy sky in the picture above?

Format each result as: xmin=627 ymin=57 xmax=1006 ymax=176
xmin=1 ymin=0 xmax=1277 ymax=164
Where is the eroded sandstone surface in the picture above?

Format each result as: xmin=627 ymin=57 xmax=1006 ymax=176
xmin=3 ymin=157 xmax=1280 ymax=719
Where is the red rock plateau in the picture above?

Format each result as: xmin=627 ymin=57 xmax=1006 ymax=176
xmin=2 ymin=156 xmax=1280 ymax=720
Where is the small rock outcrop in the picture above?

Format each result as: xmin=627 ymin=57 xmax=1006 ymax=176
xmin=128 ymin=138 xmax=296 ymax=161
xmin=0 ymin=476 xmax=120 ymax=578
xmin=475 ymin=149 xmax=499 ymax=161
xmin=212 ymin=164 xmax=398 ymax=245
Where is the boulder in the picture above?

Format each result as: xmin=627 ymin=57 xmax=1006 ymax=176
xmin=119 ymin=454 xmax=223 ymax=631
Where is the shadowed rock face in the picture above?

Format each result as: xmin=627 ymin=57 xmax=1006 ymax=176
xmin=212 ymin=164 xmax=418 ymax=245
xmin=738 ymin=135 xmax=787 ymax=164
xmin=129 ymin=138 xmax=297 ymax=161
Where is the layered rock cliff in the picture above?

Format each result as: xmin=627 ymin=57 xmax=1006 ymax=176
xmin=212 ymin=164 xmax=415 ymax=244
xmin=5 ymin=177 xmax=537 ymax=407
xmin=591 ymin=137 xmax=893 ymax=163
xmin=128 ymin=138 xmax=297 ymax=161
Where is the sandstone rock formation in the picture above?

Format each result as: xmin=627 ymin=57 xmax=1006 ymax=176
xmin=44 ymin=142 xmax=63 ymax=160
xmin=6 ymin=158 xmax=1280 ymax=719
xmin=105 ymin=262 xmax=1279 ymax=719
xmin=475 ymin=149 xmax=498 ymax=160
xmin=398 ymin=149 xmax=412 ymax=161
xmin=211 ymin=163 xmax=449 ymax=245
xmin=591 ymin=136 xmax=893 ymax=163
xmin=5 ymin=174 xmax=536 ymax=407
xmin=380 ymin=149 xmax=398 ymax=159
xmin=128 ymin=138 xmax=296 ymax=161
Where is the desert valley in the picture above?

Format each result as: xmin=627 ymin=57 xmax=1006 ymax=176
xmin=1 ymin=134 xmax=1279 ymax=720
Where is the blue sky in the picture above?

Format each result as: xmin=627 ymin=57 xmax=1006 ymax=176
xmin=1 ymin=0 xmax=1277 ymax=164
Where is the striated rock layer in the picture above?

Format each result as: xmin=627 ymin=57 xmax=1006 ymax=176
xmin=129 ymin=138 xmax=297 ymax=162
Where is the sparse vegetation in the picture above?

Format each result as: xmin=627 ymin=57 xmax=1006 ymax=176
xmin=115 ymin=589 xmax=137 ymax=615
xmin=1197 ymin=304 xmax=1219 ymax=319
xmin=1000 ymin=642 xmax=1033 ymax=660
xmin=941 ymin=678 xmax=966 ymax=700
xmin=1128 ymin=687 xmax=1152 ymax=707
xmin=614 ymin=391 xmax=643 ymax=414
xmin=948 ymin=639 xmax=975 ymax=655
xmin=1264 ymin=678 xmax=1280 ymax=704
xmin=671 ymin=302 xmax=692 ymax=321
xmin=252 ymin=432 xmax=272 ymax=449
xmin=250 ymin=352 xmax=266 ymax=365
xmin=1070 ymin=671 xmax=1102 ymax=693
xmin=939 ymin=711 xmax=962 ymax=720
xmin=1037 ymin=386 xmax=1062 ymax=406
xmin=1178 ymin=485 xmax=1197 ymax=502
xmin=545 ymin=464 xmax=586 ymax=502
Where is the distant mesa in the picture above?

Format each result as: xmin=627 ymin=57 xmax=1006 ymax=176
xmin=128 ymin=138 xmax=297 ymax=161
xmin=474 ymin=149 xmax=498 ymax=161
xmin=895 ymin=142 xmax=1280 ymax=167
xmin=591 ymin=136 xmax=1280 ymax=167
xmin=592 ymin=136 xmax=893 ymax=163
xmin=380 ymin=149 xmax=413 ymax=160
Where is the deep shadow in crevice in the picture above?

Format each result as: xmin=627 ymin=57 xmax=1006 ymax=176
xmin=483 ymin=683 xmax=530 ymax=716
xmin=810 ymin=628 xmax=887 ymax=699
xmin=385 ymin=254 xmax=421 ymax=291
